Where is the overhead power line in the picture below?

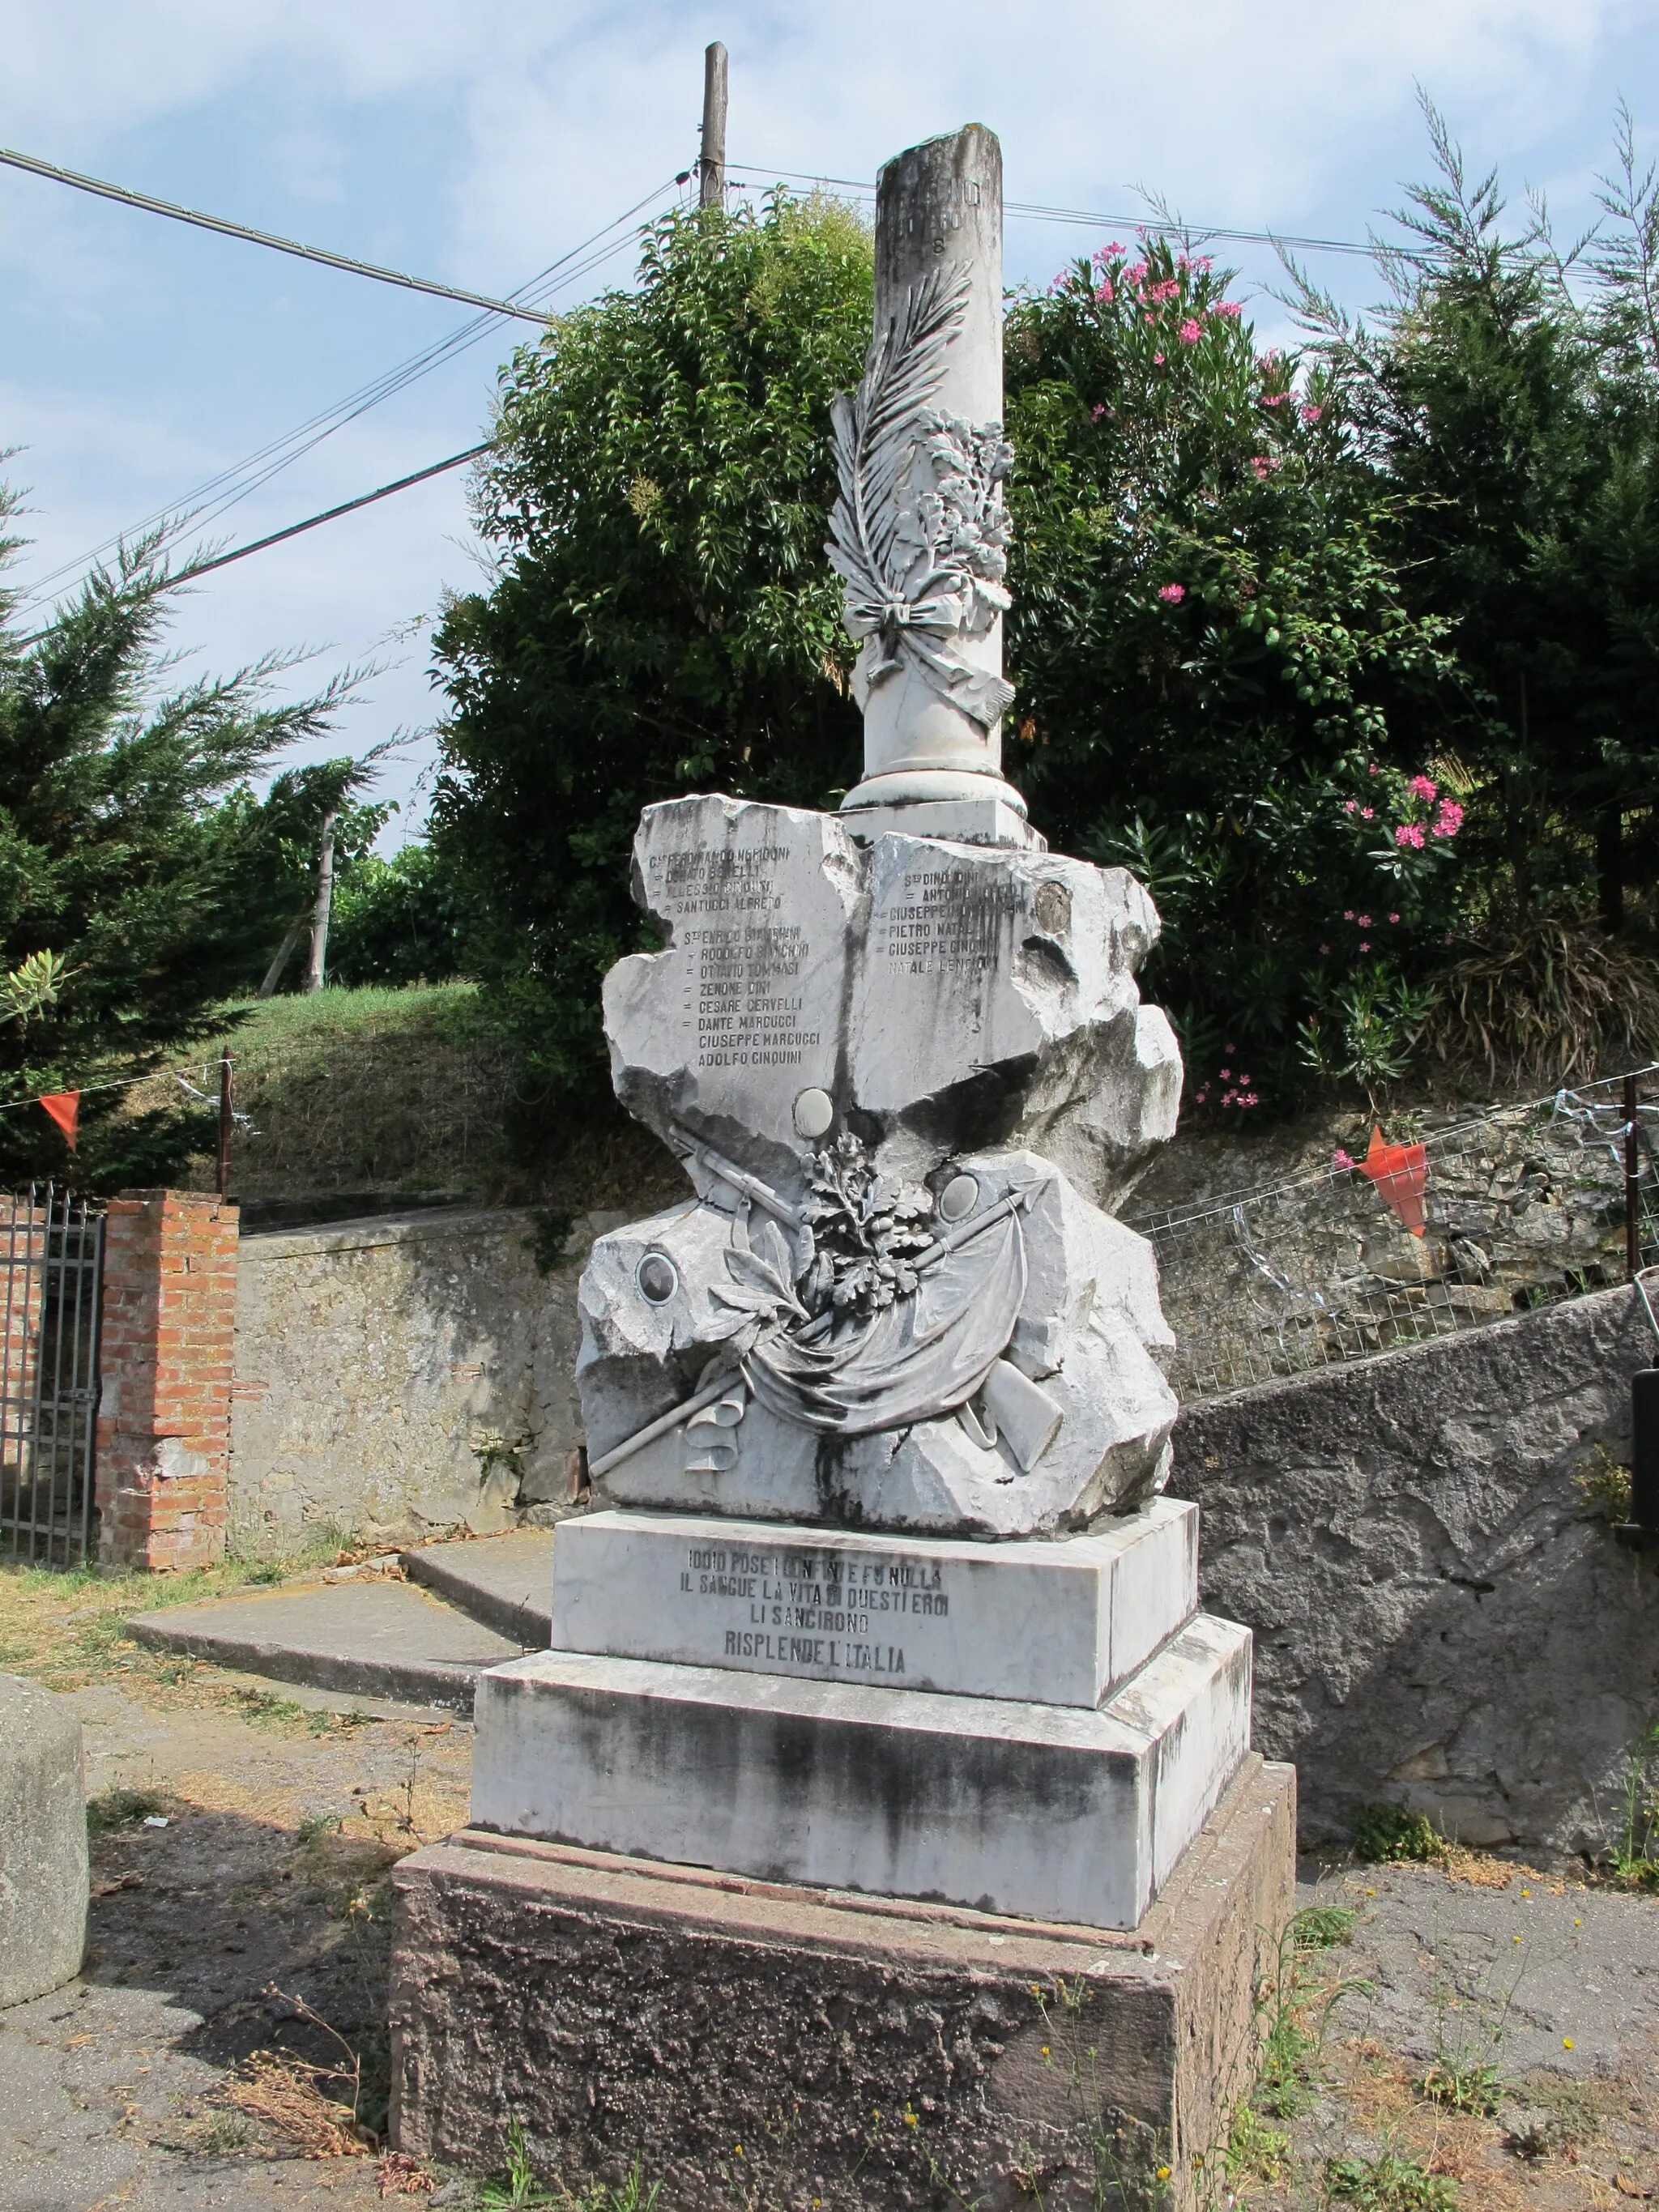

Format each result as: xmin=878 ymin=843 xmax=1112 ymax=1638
xmin=15 ymin=444 xmax=488 ymax=646
xmin=723 ymin=160 xmax=1409 ymax=261
xmin=0 ymin=143 xmax=559 ymax=325
xmin=12 ymin=175 xmax=684 ymax=616
xmin=177 ymin=444 xmax=488 ymax=582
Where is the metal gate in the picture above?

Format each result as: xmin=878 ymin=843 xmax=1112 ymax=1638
xmin=0 ymin=1186 xmax=104 ymax=1566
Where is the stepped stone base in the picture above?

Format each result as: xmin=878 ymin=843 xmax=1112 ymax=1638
xmin=390 ymin=1754 xmax=1295 ymax=2212
xmin=472 ymin=1613 xmax=1251 ymax=1931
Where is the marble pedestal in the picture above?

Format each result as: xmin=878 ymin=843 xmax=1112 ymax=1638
xmin=467 ymin=1499 xmax=1252 ymax=1933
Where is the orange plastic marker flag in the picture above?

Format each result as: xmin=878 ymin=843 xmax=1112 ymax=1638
xmin=38 ymin=1091 xmax=79 ymax=1150
xmin=1359 ymin=1123 xmax=1427 ymax=1237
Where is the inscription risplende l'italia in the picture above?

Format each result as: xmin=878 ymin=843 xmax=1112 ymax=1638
xmin=677 ymin=1541 xmax=952 ymax=1679
xmin=650 ymin=843 xmax=823 ymax=1071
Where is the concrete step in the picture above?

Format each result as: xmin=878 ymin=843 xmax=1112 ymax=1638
xmin=127 ymin=1579 xmax=523 ymax=1715
xmin=401 ymin=1529 xmax=554 ymax=1644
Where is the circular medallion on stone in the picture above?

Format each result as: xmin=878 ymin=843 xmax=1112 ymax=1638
xmin=635 ymin=1251 xmax=679 ymax=1305
xmin=938 ymin=1172 xmax=980 ymax=1223
xmin=1033 ymin=880 xmax=1073 ymax=936
xmin=792 ymin=1087 xmax=834 ymax=1140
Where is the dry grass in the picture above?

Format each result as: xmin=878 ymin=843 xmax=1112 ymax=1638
xmin=0 ymin=1539 xmax=343 ymax=1709
xmin=220 ymin=2048 xmax=368 ymax=2160
xmin=1427 ymin=920 xmax=1659 ymax=1088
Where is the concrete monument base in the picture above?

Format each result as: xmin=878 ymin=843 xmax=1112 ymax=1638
xmin=390 ymin=1754 xmax=1295 ymax=2211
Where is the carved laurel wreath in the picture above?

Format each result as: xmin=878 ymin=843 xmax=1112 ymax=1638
xmin=826 ymin=264 xmax=1016 ymax=731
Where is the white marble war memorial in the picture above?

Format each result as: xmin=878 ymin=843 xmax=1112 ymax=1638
xmin=466 ymin=123 xmax=1255 ymax=1934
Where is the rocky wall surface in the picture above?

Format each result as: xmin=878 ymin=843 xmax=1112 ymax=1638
xmin=1171 ymin=1282 xmax=1659 ymax=1853
xmin=228 ymin=1208 xmax=609 ymax=1549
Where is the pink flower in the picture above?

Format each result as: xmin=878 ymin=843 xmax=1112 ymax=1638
xmin=1219 ymin=1068 xmax=1231 ymax=1080
xmin=1406 ymin=774 xmax=1438 ymax=803
xmin=1342 ymin=910 xmax=1354 ymax=921
xmin=1319 ymin=943 xmax=1331 ymax=954
xmin=1240 ymin=1072 xmax=1252 ymax=1084
xmin=1300 ymin=403 xmax=1323 ymax=423
xmin=1361 ymin=808 xmax=1374 ymax=820
xmin=1226 ymin=1042 xmax=1237 ymax=1051
xmin=1260 ymin=391 xmax=1288 ymax=407
xmin=1367 ymin=762 xmax=1380 ymax=776
xmin=1356 ymin=914 xmax=1371 ymax=927
xmin=1249 ymin=454 xmax=1280 ymax=480
xmin=1333 ymin=1148 xmax=1355 ymax=1170
xmin=1388 ymin=912 xmax=1401 ymax=923
xmin=1125 ymin=262 xmax=1147 ymax=285
xmin=1154 ymin=351 xmax=1166 ymax=364
xmin=1342 ymin=799 xmax=1358 ymax=815
xmin=1242 ymin=1093 xmax=1260 ymax=1106
xmin=1158 ymin=583 xmax=1186 ymax=603
xmin=1096 ymin=280 xmax=1115 ymax=304
xmin=1151 ymin=278 xmax=1181 ymax=304
xmin=1179 ymin=318 xmax=1203 ymax=344
xmin=1395 ymin=823 xmax=1426 ymax=850
xmin=1091 ymin=403 xmax=1107 ymax=421
xmin=1358 ymin=940 xmax=1371 ymax=950
xmin=1433 ymin=799 xmax=1464 ymax=838
xmin=1213 ymin=300 xmax=1243 ymax=318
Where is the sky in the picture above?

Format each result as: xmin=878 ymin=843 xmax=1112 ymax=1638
xmin=2 ymin=0 xmax=1656 ymax=846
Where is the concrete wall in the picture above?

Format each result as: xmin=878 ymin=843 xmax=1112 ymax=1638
xmin=1171 ymin=1284 xmax=1659 ymax=1856
xmin=228 ymin=1208 xmax=612 ymax=1551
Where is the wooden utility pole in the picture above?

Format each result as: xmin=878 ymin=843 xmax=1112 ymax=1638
xmin=303 ymin=808 xmax=338 ymax=994
xmin=699 ymin=42 xmax=727 ymax=209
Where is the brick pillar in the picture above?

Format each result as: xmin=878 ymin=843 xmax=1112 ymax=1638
xmin=96 ymin=1191 xmax=239 ymax=1572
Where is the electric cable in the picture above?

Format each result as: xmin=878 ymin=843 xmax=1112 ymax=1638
xmin=12 ymin=175 xmax=683 ymax=615
xmin=722 ymin=160 xmax=1417 ymax=261
xmin=0 ymin=144 xmax=557 ymax=323
xmin=13 ymin=445 xmax=493 ymax=646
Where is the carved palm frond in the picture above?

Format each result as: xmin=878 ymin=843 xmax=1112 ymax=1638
xmin=826 ymin=265 xmax=971 ymax=624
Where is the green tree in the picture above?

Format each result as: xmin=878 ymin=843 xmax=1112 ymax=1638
xmin=0 ymin=499 xmax=352 ymax=1186
xmin=1292 ymin=101 xmax=1659 ymax=942
xmin=1002 ymin=234 xmax=1458 ymax=1104
xmin=327 ymin=840 xmax=471 ymax=987
xmin=429 ymin=194 xmax=872 ymax=1115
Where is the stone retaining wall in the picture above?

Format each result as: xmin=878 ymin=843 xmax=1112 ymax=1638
xmin=1171 ymin=1282 xmax=1659 ymax=1856
xmin=228 ymin=1208 xmax=609 ymax=1552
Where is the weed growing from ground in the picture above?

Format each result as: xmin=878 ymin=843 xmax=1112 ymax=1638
xmin=86 ymin=1786 xmax=168 ymax=1834
xmin=1412 ymin=1895 xmax=1516 ymax=2123
xmin=1324 ymin=2146 xmax=1456 ymax=2207
xmin=1353 ymin=1805 xmax=1446 ymax=1864
xmin=476 ymin=2119 xmax=659 ymax=2210
xmin=1296 ymin=1903 xmax=1357 ymax=1950
xmin=1604 ymin=1721 xmax=1659 ymax=1889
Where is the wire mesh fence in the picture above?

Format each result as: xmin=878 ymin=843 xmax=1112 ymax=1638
xmin=1127 ymin=1068 xmax=1659 ymax=1403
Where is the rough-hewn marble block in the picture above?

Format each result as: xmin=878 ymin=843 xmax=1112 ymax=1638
xmin=548 ymin=1500 xmax=1198 ymax=1707
xmin=471 ymin=1613 xmax=1251 ymax=1931
xmin=391 ymin=1758 xmax=1299 ymax=2212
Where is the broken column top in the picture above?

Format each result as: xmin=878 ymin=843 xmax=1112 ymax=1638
xmin=874 ymin=124 xmax=1003 ymax=431
xmin=828 ymin=123 xmax=1036 ymax=848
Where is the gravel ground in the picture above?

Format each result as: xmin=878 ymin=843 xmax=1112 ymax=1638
xmin=1237 ymin=1855 xmax=1659 ymax=2208
xmin=0 ymin=1664 xmax=471 ymax=2212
